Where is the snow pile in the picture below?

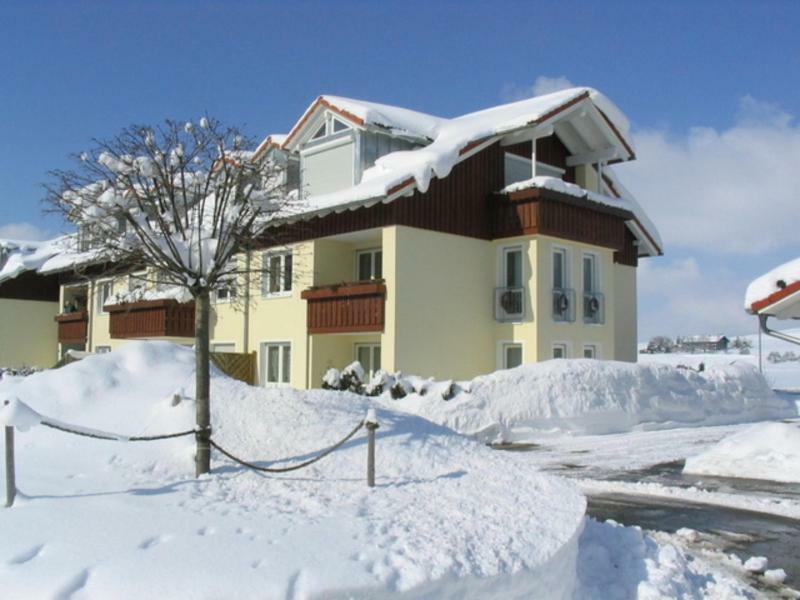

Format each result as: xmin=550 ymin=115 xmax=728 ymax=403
xmin=381 ymin=359 xmax=796 ymax=441
xmin=0 ymin=342 xmax=586 ymax=598
xmin=684 ymin=422 xmax=800 ymax=483
xmin=745 ymin=255 xmax=800 ymax=310
xmin=576 ymin=519 xmax=759 ymax=599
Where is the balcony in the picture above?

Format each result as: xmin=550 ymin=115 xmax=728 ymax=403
xmin=105 ymin=299 xmax=195 ymax=339
xmin=583 ymin=292 xmax=605 ymax=325
xmin=495 ymin=287 xmax=525 ymax=322
xmin=552 ymin=288 xmax=576 ymax=322
xmin=55 ymin=310 xmax=88 ymax=344
xmin=301 ymin=280 xmax=386 ymax=334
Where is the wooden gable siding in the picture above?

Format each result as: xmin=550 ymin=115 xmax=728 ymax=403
xmin=0 ymin=271 xmax=60 ymax=302
xmin=264 ymin=140 xmax=637 ymax=266
xmin=270 ymin=142 xmax=504 ymax=245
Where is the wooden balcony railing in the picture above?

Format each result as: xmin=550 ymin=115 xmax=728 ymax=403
xmin=301 ymin=280 xmax=386 ymax=334
xmin=105 ymin=299 xmax=195 ymax=339
xmin=54 ymin=310 xmax=88 ymax=344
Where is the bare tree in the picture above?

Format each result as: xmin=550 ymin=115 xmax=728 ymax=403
xmin=46 ymin=117 xmax=296 ymax=476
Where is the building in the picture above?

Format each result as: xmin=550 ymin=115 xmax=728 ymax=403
xmin=0 ymin=87 xmax=662 ymax=385
xmin=676 ymin=335 xmax=730 ymax=354
xmin=745 ymin=256 xmax=800 ymax=346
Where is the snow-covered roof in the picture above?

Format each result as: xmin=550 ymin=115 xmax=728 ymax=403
xmin=680 ymin=335 xmax=729 ymax=344
xmin=272 ymin=87 xmax=659 ymax=256
xmin=0 ymin=235 xmax=104 ymax=284
xmin=746 ymin=256 xmax=800 ymax=319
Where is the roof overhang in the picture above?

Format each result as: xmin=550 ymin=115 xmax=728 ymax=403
xmin=749 ymin=280 xmax=800 ymax=319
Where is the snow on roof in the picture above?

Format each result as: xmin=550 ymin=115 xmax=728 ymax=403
xmin=282 ymin=87 xmax=658 ymax=252
xmin=745 ymin=256 xmax=800 ymax=314
xmin=251 ymin=133 xmax=289 ymax=160
xmin=680 ymin=335 xmax=729 ymax=344
xmin=0 ymin=235 xmax=104 ymax=284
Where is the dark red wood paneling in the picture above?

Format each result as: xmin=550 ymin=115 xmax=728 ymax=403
xmin=55 ymin=311 xmax=88 ymax=343
xmin=105 ymin=300 xmax=195 ymax=339
xmin=302 ymin=281 xmax=386 ymax=334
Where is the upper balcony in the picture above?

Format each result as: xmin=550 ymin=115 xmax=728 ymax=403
xmin=301 ymin=280 xmax=386 ymax=334
xmin=105 ymin=299 xmax=195 ymax=339
xmin=54 ymin=310 xmax=88 ymax=344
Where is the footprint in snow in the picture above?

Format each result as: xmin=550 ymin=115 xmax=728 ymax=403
xmin=53 ymin=568 xmax=90 ymax=599
xmin=7 ymin=544 xmax=45 ymax=565
xmin=197 ymin=526 xmax=215 ymax=536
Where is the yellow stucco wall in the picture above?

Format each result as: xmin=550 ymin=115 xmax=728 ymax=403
xmin=0 ymin=299 xmax=59 ymax=368
xmin=308 ymin=333 xmax=382 ymax=388
xmin=386 ymin=226 xmax=496 ymax=380
xmin=534 ymin=235 xmax=616 ymax=360
xmin=613 ymin=263 xmax=638 ymax=362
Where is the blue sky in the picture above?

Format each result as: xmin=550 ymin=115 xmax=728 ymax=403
xmin=1 ymin=1 xmax=798 ymax=339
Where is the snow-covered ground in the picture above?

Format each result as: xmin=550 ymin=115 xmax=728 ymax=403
xmin=378 ymin=359 xmax=795 ymax=442
xmin=638 ymin=327 xmax=800 ymax=392
xmin=684 ymin=422 xmax=800 ymax=483
xmin=2 ymin=342 xmax=798 ymax=597
xmin=0 ymin=342 xmax=591 ymax=598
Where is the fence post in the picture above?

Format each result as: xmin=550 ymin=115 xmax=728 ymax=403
xmin=5 ymin=426 xmax=15 ymax=508
xmin=365 ymin=409 xmax=379 ymax=488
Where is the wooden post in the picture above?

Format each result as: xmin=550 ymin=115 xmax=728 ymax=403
xmin=365 ymin=409 xmax=379 ymax=488
xmin=5 ymin=426 xmax=15 ymax=508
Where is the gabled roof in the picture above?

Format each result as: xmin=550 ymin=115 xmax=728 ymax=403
xmin=746 ymin=257 xmax=800 ymax=319
xmin=269 ymin=87 xmax=658 ymax=256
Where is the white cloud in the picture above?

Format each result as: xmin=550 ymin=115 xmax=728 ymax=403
xmin=618 ymin=96 xmax=800 ymax=255
xmin=0 ymin=222 xmax=50 ymax=241
xmin=637 ymin=257 xmax=757 ymax=340
xmin=501 ymin=76 xmax=575 ymax=101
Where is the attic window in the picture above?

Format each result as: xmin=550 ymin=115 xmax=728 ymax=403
xmin=310 ymin=123 xmax=327 ymax=141
xmin=332 ymin=118 xmax=348 ymax=133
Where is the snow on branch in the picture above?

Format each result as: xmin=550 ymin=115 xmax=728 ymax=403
xmin=46 ymin=117 xmax=303 ymax=295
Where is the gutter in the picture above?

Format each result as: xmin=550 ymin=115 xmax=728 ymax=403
xmin=759 ymin=313 xmax=800 ymax=347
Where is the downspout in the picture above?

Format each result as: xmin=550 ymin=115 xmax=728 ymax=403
xmin=86 ymin=280 xmax=94 ymax=353
xmin=759 ymin=313 xmax=800 ymax=346
xmin=243 ymin=249 xmax=251 ymax=353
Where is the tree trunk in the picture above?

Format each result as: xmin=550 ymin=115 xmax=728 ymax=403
xmin=195 ymin=289 xmax=211 ymax=476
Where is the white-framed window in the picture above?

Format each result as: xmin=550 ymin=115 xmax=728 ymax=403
xmin=356 ymin=248 xmax=383 ymax=281
xmin=583 ymin=253 xmax=598 ymax=294
xmin=261 ymin=251 xmax=293 ymax=296
xmin=332 ymin=118 xmax=349 ymax=133
xmin=553 ymin=247 xmax=568 ymax=290
xmin=308 ymin=114 xmax=351 ymax=144
xmin=214 ymin=258 xmax=239 ymax=303
xmin=582 ymin=252 xmax=604 ymax=324
xmin=96 ymin=346 xmax=111 ymax=354
xmin=355 ymin=344 xmax=381 ymax=380
xmin=261 ymin=342 xmax=291 ymax=385
xmin=583 ymin=345 xmax=597 ymax=359
xmin=501 ymin=343 xmax=523 ymax=370
xmin=96 ymin=280 xmax=113 ymax=313
xmin=496 ymin=245 xmax=525 ymax=321
xmin=155 ymin=270 xmax=171 ymax=291
xmin=552 ymin=343 xmax=568 ymax=359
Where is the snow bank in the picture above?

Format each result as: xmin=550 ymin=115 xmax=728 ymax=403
xmin=0 ymin=342 xmax=585 ymax=599
xmin=576 ymin=519 xmax=758 ymax=598
xmin=684 ymin=422 xmax=800 ymax=483
xmin=745 ymin=255 xmax=800 ymax=310
xmin=382 ymin=359 xmax=796 ymax=441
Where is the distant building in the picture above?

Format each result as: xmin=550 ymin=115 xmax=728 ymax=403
xmin=678 ymin=335 xmax=729 ymax=353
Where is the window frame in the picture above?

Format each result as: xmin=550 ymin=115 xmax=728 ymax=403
xmin=552 ymin=343 xmax=569 ymax=359
xmin=355 ymin=248 xmax=383 ymax=281
xmin=96 ymin=279 xmax=113 ymax=314
xmin=500 ymin=342 xmax=524 ymax=370
xmin=261 ymin=341 xmax=291 ymax=386
xmin=261 ymin=251 xmax=293 ymax=297
xmin=582 ymin=252 xmax=599 ymax=295
xmin=355 ymin=343 xmax=381 ymax=380
xmin=583 ymin=344 xmax=598 ymax=359
xmin=552 ymin=246 xmax=569 ymax=291
xmin=95 ymin=345 xmax=111 ymax=354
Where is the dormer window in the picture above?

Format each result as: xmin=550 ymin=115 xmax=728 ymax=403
xmin=307 ymin=114 xmax=352 ymax=145
xmin=310 ymin=123 xmax=327 ymax=141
